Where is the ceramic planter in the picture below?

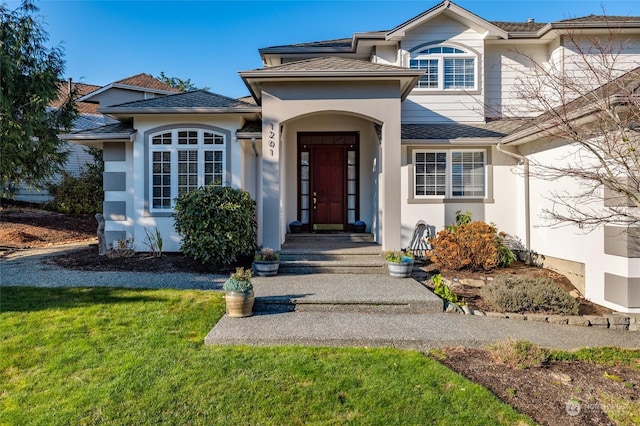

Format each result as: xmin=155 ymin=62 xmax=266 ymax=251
xmin=387 ymin=261 xmax=414 ymax=278
xmin=225 ymin=290 xmax=255 ymax=317
xmin=253 ymin=260 xmax=280 ymax=276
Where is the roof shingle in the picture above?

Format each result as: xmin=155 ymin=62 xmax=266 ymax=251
xmin=250 ymin=56 xmax=414 ymax=73
xmin=114 ymin=73 xmax=181 ymax=93
xmin=104 ymin=90 xmax=259 ymax=110
xmin=401 ymin=120 xmax=528 ymax=140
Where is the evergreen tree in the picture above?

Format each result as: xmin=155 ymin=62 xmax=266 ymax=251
xmin=0 ymin=0 xmax=76 ymax=195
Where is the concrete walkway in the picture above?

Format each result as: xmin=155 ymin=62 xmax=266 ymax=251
xmin=3 ymin=244 xmax=640 ymax=351
xmin=206 ymin=273 xmax=640 ymax=351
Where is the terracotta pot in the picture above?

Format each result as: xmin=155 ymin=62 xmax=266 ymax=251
xmin=253 ymin=260 xmax=280 ymax=277
xmin=387 ymin=261 xmax=414 ymax=278
xmin=225 ymin=290 xmax=255 ymax=317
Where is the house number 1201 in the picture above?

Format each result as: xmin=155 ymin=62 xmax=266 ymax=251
xmin=268 ymin=122 xmax=276 ymax=157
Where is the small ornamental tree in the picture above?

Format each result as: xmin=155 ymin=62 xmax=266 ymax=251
xmin=173 ymin=185 xmax=256 ymax=265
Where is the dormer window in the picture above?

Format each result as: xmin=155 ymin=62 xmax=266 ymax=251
xmin=410 ymin=46 xmax=476 ymax=90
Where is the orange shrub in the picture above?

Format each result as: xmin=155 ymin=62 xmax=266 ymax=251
xmin=430 ymin=221 xmax=499 ymax=271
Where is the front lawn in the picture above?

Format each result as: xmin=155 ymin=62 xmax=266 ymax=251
xmin=0 ymin=287 xmax=533 ymax=425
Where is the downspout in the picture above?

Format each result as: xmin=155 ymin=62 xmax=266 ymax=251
xmin=496 ymin=142 xmax=531 ymax=251
xmin=250 ymin=137 xmax=259 ymax=158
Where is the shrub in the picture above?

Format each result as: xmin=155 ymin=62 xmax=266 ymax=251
xmin=481 ymin=274 xmax=579 ymax=315
xmin=431 ymin=273 xmax=458 ymax=304
xmin=173 ymin=185 xmax=256 ymax=265
xmin=430 ymin=221 xmax=500 ymax=270
xmin=489 ymin=338 xmax=550 ymax=369
xmin=222 ymin=267 xmax=253 ymax=292
xmin=385 ymin=250 xmax=414 ymax=263
xmin=47 ymin=148 xmax=103 ymax=214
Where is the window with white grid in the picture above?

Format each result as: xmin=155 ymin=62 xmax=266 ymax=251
xmin=149 ymin=128 xmax=225 ymax=211
xmin=409 ymin=45 xmax=476 ymax=90
xmin=414 ymin=150 xmax=485 ymax=198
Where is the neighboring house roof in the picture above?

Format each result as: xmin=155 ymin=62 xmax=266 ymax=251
xmin=51 ymin=81 xmax=103 ymax=115
xmin=71 ymin=113 xmax=119 ymax=131
xmin=240 ymin=56 xmax=423 ymax=103
xmin=77 ymin=73 xmax=180 ymax=102
xmin=237 ymin=95 xmax=257 ymax=105
xmin=402 ymin=120 xmax=528 ymax=141
xmin=503 ymin=65 xmax=640 ymax=144
xmin=557 ymin=15 xmax=640 ymax=23
xmin=99 ymin=90 xmax=261 ymax=114
xmin=58 ymin=122 xmax=137 ymax=142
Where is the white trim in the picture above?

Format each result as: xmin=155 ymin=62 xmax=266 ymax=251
xmin=148 ymin=128 xmax=226 ymax=213
xmin=409 ymin=45 xmax=477 ymax=91
xmin=413 ymin=148 xmax=486 ymax=199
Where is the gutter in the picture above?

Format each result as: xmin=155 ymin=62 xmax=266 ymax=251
xmin=59 ymin=131 xmax=137 ymax=143
xmin=496 ymin=142 xmax=530 ymax=251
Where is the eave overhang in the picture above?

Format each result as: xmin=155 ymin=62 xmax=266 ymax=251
xmin=239 ymin=70 xmax=423 ymax=104
xmin=59 ymin=131 xmax=137 ymax=143
xmin=98 ymin=106 xmax=262 ymax=115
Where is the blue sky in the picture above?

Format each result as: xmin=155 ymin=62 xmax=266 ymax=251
xmin=9 ymin=0 xmax=640 ymax=98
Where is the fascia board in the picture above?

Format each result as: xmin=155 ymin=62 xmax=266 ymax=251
xmin=59 ymin=132 xmax=137 ymax=142
xmin=98 ymin=107 xmax=261 ymax=114
xmin=236 ymin=132 xmax=262 ymax=139
xmin=401 ymin=138 xmax=500 ymax=145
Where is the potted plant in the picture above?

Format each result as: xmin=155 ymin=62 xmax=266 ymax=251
xmin=353 ymin=220 xmax=366 ymax=233
xmin=289 ymin=220 xmax=302 ymax=233
xmin=253 ymin=247 xmax=280 ymax=276
xmin=385 ymin=250 xmax=415 ymax=278
xmin=222 ymin=267 xmax=255 ymax=317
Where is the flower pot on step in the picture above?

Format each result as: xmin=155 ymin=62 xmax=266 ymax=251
xmin=253 ymin=260 xmax=280 ymax=276
xmin=387 ymin=261 xmax=414 ymax=278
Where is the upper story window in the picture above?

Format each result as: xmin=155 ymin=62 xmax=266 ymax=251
xmin=410 ymin=46 xmax=476 ymax=90
xmin=149 ymin=128 xmax=225 ymax=211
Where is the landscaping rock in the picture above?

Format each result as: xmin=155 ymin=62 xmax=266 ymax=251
xmin=547 ymin=315 xmax=569 ymax=325
xmin=445 ymin=302 xmax=464 ymax=314
xmin=485 ymin=312 xmax=507 ymax=318
xmin=461 ymin=305 xmax=472 ymax=315
xmin=472 ymin=310 xmax=486 ymax=316
xmin=527 ymin=314 xmax=548 ymax=323
xmin=567 ymin=316 xmax=591 ymax=327
xmin=550 ymin=372 xmax=572 ymax=383
xmin=460 ymin=278 xmax=485 ymax=288
xmin=584 ymin=316 xmax=609 ymax=327
xmin=605 ymin=314 xmax=630 ymax=330
xmin=569 ymin=289 xmax=582 ymax=299
xmin=506 ymin=313 xmax=527 ymax=321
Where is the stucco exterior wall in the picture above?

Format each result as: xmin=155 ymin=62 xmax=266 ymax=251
xmin=399 ymin=144 xmax=522 ymax=248
xmin=107 ymin=114 xmax=248 ymax=253
xmin=523 ymin=140 xmax=640 ymax=313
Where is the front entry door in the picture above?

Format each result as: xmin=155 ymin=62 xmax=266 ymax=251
xmin=298 ymin=132 xmax=359 ymax=232
xmin=312 ymin=146 xmax=345 ymax=230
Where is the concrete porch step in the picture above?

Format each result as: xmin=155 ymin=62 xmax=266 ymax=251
xmin=279 ymin=260 xmax=387 ymax=275
xmin=251 ymin=274 xmax=443 ymax=314
xmin=284 ymin=233 xmax=375 ymax=243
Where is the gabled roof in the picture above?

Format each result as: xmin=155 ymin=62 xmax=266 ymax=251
xmin=99 ymin=90 xmax=261 ymax=114
xmin=386 ymin=0 xmax=508 ymax=40
xmin=240 ymin=56 xmax=423 ymax=103
xmin=77 ymin=73 xmax=180 ymax=102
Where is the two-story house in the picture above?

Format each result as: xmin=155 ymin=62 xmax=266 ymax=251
xmin=61 ymin=1 xmax=640 ymax=313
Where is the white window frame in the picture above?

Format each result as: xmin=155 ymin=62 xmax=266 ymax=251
xmin=409 ymin=45 xmax=477 ymax=91
xmin=149 ymin=128 xmax=226 ymax=212
xmin=413 ymin=149 xmax=486 ymax=199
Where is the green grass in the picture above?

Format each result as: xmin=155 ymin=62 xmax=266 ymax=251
xmin=550 ymin=347 xmax=640 ymax=369
xmin=0 ymin=286 xmax=534 ymax=425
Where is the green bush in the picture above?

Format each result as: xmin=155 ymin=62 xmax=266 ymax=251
xmin=47 ymin=148 xmax=103 ymax=214
xmin=481 ymin=275 xmax=579 ymax=315
xmin=173 ymin=185 xmax=256 ymax=265
xmin=431 ymin=273 xmax=458 ymax=304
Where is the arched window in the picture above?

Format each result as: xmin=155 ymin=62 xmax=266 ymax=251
xmin=409 ymin=45 xmax=476 ymax=90
xmin=149 ymin=128 xmax=225 ymax=210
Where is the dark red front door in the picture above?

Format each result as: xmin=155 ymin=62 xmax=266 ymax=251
xmin=312 ymin=146 xmax=345 ymax=229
